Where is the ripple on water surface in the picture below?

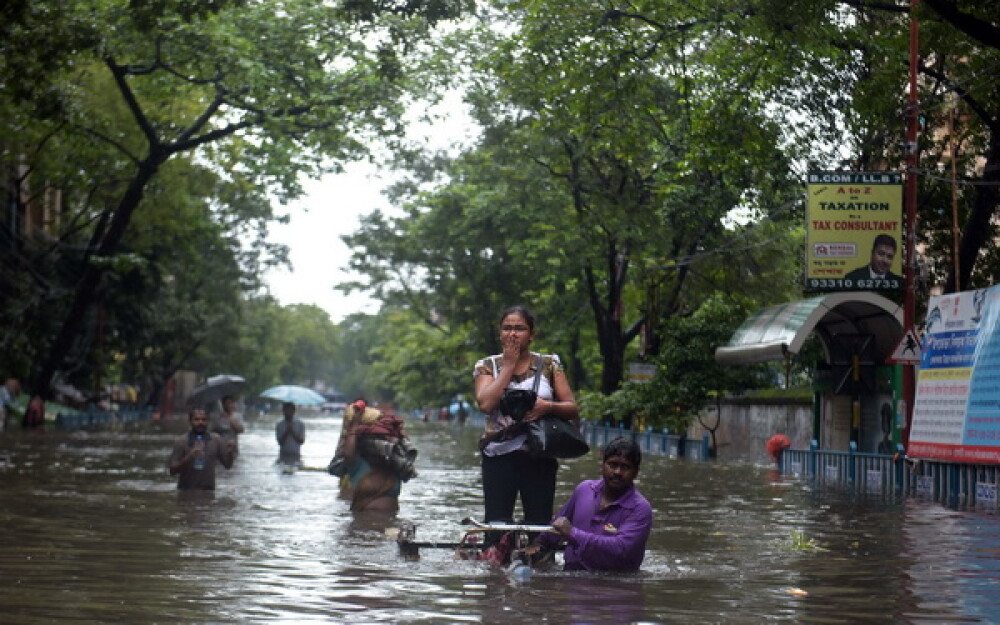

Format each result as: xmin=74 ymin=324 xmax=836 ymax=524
xmin=1 ymin=418 xmax=999 ymax=623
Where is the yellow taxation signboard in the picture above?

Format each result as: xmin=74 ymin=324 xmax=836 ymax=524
xmin=805 ymin=172 xmax=903 ymax=292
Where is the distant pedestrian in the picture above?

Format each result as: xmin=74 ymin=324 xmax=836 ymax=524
xmin=0 ymin=377 xmax=20 ymax=431
xmin=23 ymin=394 xmax=45 ymax=429
xmin=168 ymin=408 xmax=235 ymax=490
xmin=275 ymin=402 xmax=306 ymax=467
xmin=212 ymin=395 xmax=246 ymax=455
xmin=766 ymin=434 xmax=792 ymax=467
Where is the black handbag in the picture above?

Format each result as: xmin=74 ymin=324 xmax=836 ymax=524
xmin=499 ymin=356 xmax=543 ymax=422
xmin=527 ymin=416 xmax=590 ymax=459
xmin=513 ymin=354 xmax=588 ymax=459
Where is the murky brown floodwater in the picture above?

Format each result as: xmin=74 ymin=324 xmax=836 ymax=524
xmin=1 ymin=412 xmax=998 ymax=624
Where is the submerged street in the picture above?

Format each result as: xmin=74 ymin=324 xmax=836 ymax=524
xmin=1 ymin=413 xmax=998 ymax=624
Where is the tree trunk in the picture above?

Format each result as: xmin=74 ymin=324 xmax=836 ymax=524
xmin=32 ymin=154 xmax=167 ymax=397
xmin=599 ymin=317 xmax=625 ymax=394
xmin=948 ymin=127 xmax=1000 ymax=293
xmin=584 ymin=251 xmax=628 ymax=395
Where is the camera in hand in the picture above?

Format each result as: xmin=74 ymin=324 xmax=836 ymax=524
xmin=500 ymin=389 xmax=537 ymax=422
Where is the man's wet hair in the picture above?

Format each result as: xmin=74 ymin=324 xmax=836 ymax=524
xmin=603 ymin=437 xmax=641 ymax=468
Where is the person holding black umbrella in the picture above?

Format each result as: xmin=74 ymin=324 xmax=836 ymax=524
xmin=212 ymin=395 xmax=246 ymax=456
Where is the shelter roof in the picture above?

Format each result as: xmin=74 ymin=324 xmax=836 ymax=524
xmin=715 ymin=292 xmax=904 ymax=365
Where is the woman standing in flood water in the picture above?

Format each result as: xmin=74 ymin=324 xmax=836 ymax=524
xmin=473 ymin=305 xmax=579 ymax=528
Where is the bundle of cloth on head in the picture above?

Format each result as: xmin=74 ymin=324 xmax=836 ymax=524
xmin=328 ymin=401 xmax=418 ymax=482
xmin=352 ymin=402 xmax=418 ymax=481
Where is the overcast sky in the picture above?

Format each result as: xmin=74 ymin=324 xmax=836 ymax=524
xmin=264 ymin=93 xmax=475 ymax=322
xmin=265 ymin=161 xmax=387 ymax=322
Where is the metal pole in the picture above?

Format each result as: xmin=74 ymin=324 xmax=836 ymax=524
xmin=902 ymin=0 xmax=920 ymax=450
xmin=950 ymin=95 xmax=960 ymax=286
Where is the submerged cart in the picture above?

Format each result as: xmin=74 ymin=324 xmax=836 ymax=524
xmin=392 ymin=518 xmax=559 ymax=564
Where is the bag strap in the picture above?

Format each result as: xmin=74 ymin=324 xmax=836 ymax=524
xmin=492 ymin=353 xmax=544 ymax=391
xmin=530 ymin=355 xmax=543 ymax=393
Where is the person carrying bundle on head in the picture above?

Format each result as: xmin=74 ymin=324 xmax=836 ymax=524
xmin=329 ymin=399 xmax=417 ymax=514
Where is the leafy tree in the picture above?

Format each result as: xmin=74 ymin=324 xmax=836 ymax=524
xmin=277 ymin=304 xmax=341 ymax=387
xmin=329 ymin=0 xmax=1000 ymax=417
xmin=644 ymin=295 xmax=776 ymax=428
xmin=458 ymin=0 xmax=807 ymax=393
xmin=227 ymin=295 xmax=296 ymax=396
xmin=337 ymin=1 xmax=816 ymax=402
xmin=578 ymin=294 xmax=779 ymax=435
xmin=740 ymin=0 xmax=1000 ymax=293
xmin=107 ymin=155 xmax=287 ymax=398
xmin=329 ymin=310 xmax=398 ymax=403
xmin=0 ymin=0 xmax=468 ymax=396
xmin=910 ymin=0 xmax=1000 ymax=292
xmin=340 ymin=122 xmax=593 ymax=397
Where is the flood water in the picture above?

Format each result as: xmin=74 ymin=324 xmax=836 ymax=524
xmin=1 ymin=411 xmax=998 ymax=624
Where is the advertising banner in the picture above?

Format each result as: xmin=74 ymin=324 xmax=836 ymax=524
xmin=909 ymin=287 xmax=1000 ymax=464
xmin=805 ymin=172 xmax=903 ymax=292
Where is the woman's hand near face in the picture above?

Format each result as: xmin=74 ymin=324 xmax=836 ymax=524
xmin=476 ymin=313 xmax=532 ymax=414
xmin=501 ymin=333 xmax=521 ymax=365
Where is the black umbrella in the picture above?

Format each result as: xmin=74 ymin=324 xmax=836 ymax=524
xmin=188 ymin=374 xmax=246 ymax=407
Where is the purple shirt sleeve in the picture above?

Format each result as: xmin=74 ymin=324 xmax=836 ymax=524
xmin=537 ymin=489 xmax=579 ymax=550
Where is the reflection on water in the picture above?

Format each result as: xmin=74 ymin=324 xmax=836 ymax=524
xmin=1 ymin=413 xmax=999 ymax=623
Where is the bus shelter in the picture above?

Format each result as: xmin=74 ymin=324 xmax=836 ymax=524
xmin=716 ymin=292 xmax=904 ymax=453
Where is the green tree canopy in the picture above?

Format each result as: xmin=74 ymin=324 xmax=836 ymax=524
xmin=1 ymin=0 xmax=468 ymax=396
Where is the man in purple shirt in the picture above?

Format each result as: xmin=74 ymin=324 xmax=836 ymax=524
xmin=528 ymin=437 xmax=652 ymax=571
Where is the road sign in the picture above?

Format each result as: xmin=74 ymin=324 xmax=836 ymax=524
xmin=628 ymin=362 xmax=657 ymax=383
xmin=887 ymin=328 xmax=922 ymax=365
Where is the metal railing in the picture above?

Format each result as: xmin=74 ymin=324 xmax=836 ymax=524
xmin=455 ymin=418 xmax=710 ymax=461
xmin=54 ymin=407 xmax=153 ymax=430
xmin=782 ymin=440 xmax=1000 ymax=512
xmin=582 ymin=423 xmax=711 ymax=461
xmin=462 ymin=416 xmax=997 ymax=510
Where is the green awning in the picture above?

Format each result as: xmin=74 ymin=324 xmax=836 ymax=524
xmin=715 ymin=292 xmax=904 ymax=365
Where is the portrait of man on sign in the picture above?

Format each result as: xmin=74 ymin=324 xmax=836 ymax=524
xmin=844 ymin=234 xmax=902 ymax=287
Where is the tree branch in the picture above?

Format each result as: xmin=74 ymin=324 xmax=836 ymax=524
xmin=922 ymin=0 xmax=1000 ymax=50
xmin=919 ymin=62 xmax=999 ymax=136
xmin=105 ymin=56 xmax=161 ymax=149
xmin=837 ymin=0 xmax=908 ymax=14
